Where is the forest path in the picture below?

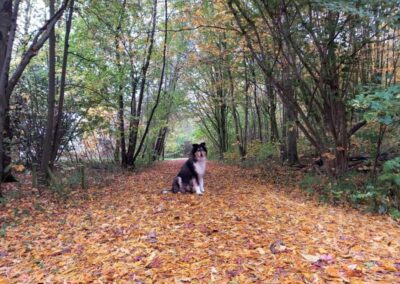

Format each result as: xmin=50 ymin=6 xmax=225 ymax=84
xmin=1 ymin=160 xmax=399 ymax=283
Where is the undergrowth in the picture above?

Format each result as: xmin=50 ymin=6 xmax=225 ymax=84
xmin=299 ymin=157 xmax=400 ymax=220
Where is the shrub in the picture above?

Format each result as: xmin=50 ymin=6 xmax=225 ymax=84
xmin=377 ymin=157 xmax=400 ymax=209
xmin=246 ymin=140 xmax=279 ymax=162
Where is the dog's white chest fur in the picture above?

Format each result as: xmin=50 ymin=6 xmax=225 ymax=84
xmin=194 ymin=160 xmax=206 ymax=176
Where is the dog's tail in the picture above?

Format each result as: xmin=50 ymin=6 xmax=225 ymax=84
xmin=161 ymin=176 xmax=181 ymax=194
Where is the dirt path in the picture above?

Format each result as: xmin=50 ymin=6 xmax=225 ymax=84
xmin=1 ymin=160 xmax=399 ymax=283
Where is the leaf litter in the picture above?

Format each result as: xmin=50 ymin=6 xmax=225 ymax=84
xmin=0 ymin=160 xmax=399 ymax=283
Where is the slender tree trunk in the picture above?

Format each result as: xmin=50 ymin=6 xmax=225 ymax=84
xmin=152 ymin=127 xmax=167 ymax=161
xmin=50 ymin=0 xmax=75 ymax=166
xmin=280 ymin=103 xmax=300 ymax=166
xmin=228 ymin=67 xmax=245 ymax=159
xmin=251 ymin=59 xmax=263 ymax=142
xmin=115 ymin=1 xmax=127 ymax=167
xmin=132 ymin=0 xmax=168 ymax=166
xmin=217 ymin=90 xmax=228 ymax=158
xmin=269 ymin=91 xmax=279 ymax=142
xmin=286 ymin=106 xmax=299 ymax=165
xmin=243 ymin=56 xmax=250 ymax=152
xmin=280 ymin=103 xmax=288 ymax=163
xmin=280 ymin=36 xmax=299 ymax=166
xmin=126 ymin=0 xmax=157 ymax=166
xmin=117 ymin=81 xmax=127 ymax=167
xmin=39 ymin=0 xmax=57 ymax=183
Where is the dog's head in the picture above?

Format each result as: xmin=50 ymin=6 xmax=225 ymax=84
xmin=191 ymin=142 xmax=207 ymax=160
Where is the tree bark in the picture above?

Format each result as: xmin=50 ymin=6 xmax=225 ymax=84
xmin=50 ymin=0 xmax=75 ymax=166
xmin=39 ymin=0 xmax=57 ymax=183
xmin=132 ymin=0 xmax=168 ymax=166
xmin=126 ymin=0 xmax=157 ymax=166
xmin=0 ymin=0 xmax=19 ymax=185
xmin=152 ymin=127 xmax=167 ymax=161
xmin=285 ymin=105 xmax=299 ymax=165
xmin=250 ymin=59 xmax=263 ymax=142
xmin=228 ymin=66 xmax=245 ymax=159
xmin=0 ymin=0 xmax=68 ymax=186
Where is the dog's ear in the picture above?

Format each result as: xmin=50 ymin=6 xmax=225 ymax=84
xmin=192 ymin=143 xmax=199 ymax=148
xmin=200 ymin=142 xmax=206 ymax=147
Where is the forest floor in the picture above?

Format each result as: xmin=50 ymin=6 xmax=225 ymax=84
xmin=0 ymin=160 xmax=400 ymax=283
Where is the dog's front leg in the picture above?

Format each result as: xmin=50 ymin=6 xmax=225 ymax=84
xmin=199 ymin=177 xmax=205 ymax=193
xmin=192 ymin=178 xmax=202 ymax=195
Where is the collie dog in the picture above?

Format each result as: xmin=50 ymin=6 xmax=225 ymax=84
xmin=170 ymin=143 xmax=207 ymax=195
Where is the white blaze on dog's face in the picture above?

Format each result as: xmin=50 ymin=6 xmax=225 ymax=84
xmin=192 ymin=142 xmax=207 ymax=160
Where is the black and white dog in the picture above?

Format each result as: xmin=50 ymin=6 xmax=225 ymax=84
xmin=170 ymin=142 xmax=207 ymax=195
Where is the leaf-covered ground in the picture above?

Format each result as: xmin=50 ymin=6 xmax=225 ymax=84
xmin=1 ymin=160 xmax=399 ymax=283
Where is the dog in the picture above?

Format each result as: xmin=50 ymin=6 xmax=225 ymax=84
xmin=167 ymin=142 xmax=207 ymax=195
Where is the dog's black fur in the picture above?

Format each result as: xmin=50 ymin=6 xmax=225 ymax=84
xmin=171 ymin=142 xmax=207 ymax=194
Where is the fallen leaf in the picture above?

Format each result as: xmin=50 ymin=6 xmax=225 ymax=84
xmin=325 ymin=266 xmax=340 ymax=278
xmin=301 ymin=253 xmax=320 ymax=263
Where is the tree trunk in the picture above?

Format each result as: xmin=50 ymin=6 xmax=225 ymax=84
xmin=0 ymin=0 xmax=68 ymax=187
xmin=280 ymin=104 xmax=300 ymax=166
xmin=114 ymin=1 xmax=127 ymax=167
xmin=269 ymin=91 xmax=279 ymax=142
xmin=0 ymin=0 xmax=19 ymax=185
xmin=286 ymin=106 xmax=299 ymax=165
xmin=228 ymin=66 xmax=245 ymax=159
xmin=152 ymin=127 xmax=167 ymax=161
xmin=50 ymin=0 xmax=75 ymax=167
xmin=132 ymin=0 xmax=167 ymax=166
xmin=117 ymin=84 xmax=127 ymax=167
xmin=251 ymin=59 xmax=263 ymax=142
xmin=39 ymin=0 xmax=57 ymax=184
xmin=126 ymin=0 xmax=157 ymax=167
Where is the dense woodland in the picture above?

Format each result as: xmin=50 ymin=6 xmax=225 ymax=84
xmin=1 ymin=0 xmax=400 ymax=282
xmin=0 ymin=0 xmax=399 ymax=213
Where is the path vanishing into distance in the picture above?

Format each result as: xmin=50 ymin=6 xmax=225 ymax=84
xmin=1 ymin=160 xmax=399 ymax=282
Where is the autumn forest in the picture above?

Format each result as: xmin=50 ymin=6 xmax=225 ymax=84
xmin=0 ymin=0 xmax=400 ymax=282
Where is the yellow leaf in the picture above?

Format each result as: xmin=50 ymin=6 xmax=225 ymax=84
xmin=12 ymin=164 xmax=25 ymax=172
xmin=382 ymin=262 xmax=397 ymax=272
xmin=325 ymin=266 xmax=340 ymax=278
xmin=256 ymin=247 xmax=266 ymax=255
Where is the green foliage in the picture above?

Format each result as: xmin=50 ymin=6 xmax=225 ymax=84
xmin=377 ymin=157 xmax=400 ymax=208
xmin=352 ymin=85 xmax=400 ymax=126
xmin=48 ymin=167 xmax=87 ymax=201
xmin=224 ymin=140 xmax=279 ymax=164
xmin=246 ymin=140 xmax=279 ymax=162
xmin=379 ymin=157 xmax=400 ymax=186
xmin=301 ymin=172 xmax=363 ymax=204
xmin=165 ymin=118 xmax=198 ymax=159
xmin=33 ymin=202 xmax=45 ymax=212
xmin=351 ymin=158 xmax=400 ymax=214
xmin=299 ymin=174 xmax=324 ymax=195
xmin=83 ymin=159 xmax=119 ymax=172
xmin=389 ymin=208 xmax=400 ymax=220
xmin=0 ymin=223 xmax=9 ymax=238
xmin=300 ymin=157 xmax=400 ymax=218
